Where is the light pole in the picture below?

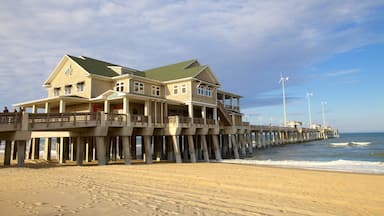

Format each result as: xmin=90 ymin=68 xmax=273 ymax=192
xmin=321 ymin=101 xmax=327 ymax=128
xmin=306 ymin=92 xmax=313 ymax=128
xmin=279 ymin=74 xmax=289 ymax=127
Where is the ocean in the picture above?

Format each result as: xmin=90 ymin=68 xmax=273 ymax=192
xmin=222 ymin=132 xmax=384 ymax=174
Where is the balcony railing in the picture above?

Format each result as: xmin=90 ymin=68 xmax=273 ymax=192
xmin=0 ymin=113 xmax=22 ymax=125
xmin=206 ymin=119 xmax=216 ymax=125
xmin=131 ymin=114 xmax=148 ymax=123
xmin=193 ymin=118 xmax=204 ymax=124
xmin=29 ymin=112 xmax=99 ymax=125
xmin=107 ymin=113 xmax=127 ymax=124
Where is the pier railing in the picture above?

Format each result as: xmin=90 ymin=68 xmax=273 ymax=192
xmin=29 ymin=112 xmax=99 ymax=129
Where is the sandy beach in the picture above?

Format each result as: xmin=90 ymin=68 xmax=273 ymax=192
xmin=0 ymin=162 xmax=383 ymax=216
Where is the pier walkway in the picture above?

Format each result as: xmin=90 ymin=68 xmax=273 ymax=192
xmin=0 ymin=112 xmax=338 ymax=167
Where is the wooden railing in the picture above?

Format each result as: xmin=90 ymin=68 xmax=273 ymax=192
xmin=29 ymin=112 xmax=99 ymax=125
xmin=131 ymin=115 xmax=148 ymax=123
xmin=0 ymin=113 xmax=22 ymax=125
xmin=107 ymin=113 xmax=127 ymax=124
xmin=193 ymin=118 xmax=204 ymax=124
xmin=206 ymin=119 xmax=216 ymax=125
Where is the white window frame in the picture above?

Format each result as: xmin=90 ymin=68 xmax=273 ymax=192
xmin=151 ymin=85 xmax=160 ymax=96
xmin=64 ymin=85 xmax=72 ymax=95
xmin=77 ymin=82 xmax=85 ymax=92
xmin=134 ymin=81 xmax=144 ymax=94
xmin=115 ymin=82 xmax=124 ymax=92
xmin=181 ymin=84 xmax=187 ymax=94
xmin=64 ymin=65 xmax=72 ymax=76
xmin=173 ymin=84 xmax=178 ymax=95
xmin=197 ymin=86 xmax=204 ymax=96
xmin=54 ymin=87 xmax=60 ymax=96
xmin=205 ymin=87 xmax=212 ymax=97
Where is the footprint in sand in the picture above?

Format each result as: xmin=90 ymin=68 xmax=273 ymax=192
xmin=34 ymin=202 xmax=47 ymax=206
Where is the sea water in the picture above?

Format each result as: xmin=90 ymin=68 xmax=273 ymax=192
xmin=222 ymin=132 xmax=384 ymax=174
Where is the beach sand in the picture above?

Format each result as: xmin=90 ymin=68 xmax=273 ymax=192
xmin=0 ymin=161 xmax=383 ymax=216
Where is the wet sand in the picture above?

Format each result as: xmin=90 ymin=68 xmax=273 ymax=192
xmin=0 ymin=162 xmax=383 ymax=215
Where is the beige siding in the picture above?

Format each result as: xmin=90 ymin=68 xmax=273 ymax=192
xmin=65 ymin=103 xmax=90 ymax=112
xmin=91 ymin=78 xmax=113 ymax=98
xmin=48 ymin=58 xmax=91 ymax=98
xmin=165 ymin=81 xmax=191 ymax=102
xmin=129 ymin=78 xmax=164 ymax=98
xmin=191 ymin=80 xmax=217 ymax=105
xmin=195 ymin=68 xmax=218 ymax=84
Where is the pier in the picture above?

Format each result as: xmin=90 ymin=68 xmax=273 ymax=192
xmin=0 ymin=111 xmax=338 ymax=167
xmin=0 ymin=55 xmax=339 ymax=167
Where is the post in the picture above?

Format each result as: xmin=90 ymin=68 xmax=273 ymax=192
xmin=144 ymin=135 xmax=152 ymax=164
xmin=44 ymin=138 xmax=52 ymax=160
xmin=16 ymin=141 xmax=26 ymax=167
xmin=122 ymin=136 xmax=131 ymax=165
xmin=231 ymin=135 xmax=240 ymax=159
xmin=212 ymin=135 xmax=222 ymax=161
xmin=4 ymin=140 xmax=12 ymax=167
xmin=201 ymin=135 xmax=209 ymax=162
xmin=172 ymin=135 xmax=182 ymax=163
xmin=187 ymin=135 xmax=196 ymax=163
xmin=96 ymin=136 xmax=107 ymax=165
xmin=76 ymin=137 xmax=84 ymax=166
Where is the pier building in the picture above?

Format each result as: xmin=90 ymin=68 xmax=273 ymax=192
xmin=0 ymin=55 xmax=339 ymax=167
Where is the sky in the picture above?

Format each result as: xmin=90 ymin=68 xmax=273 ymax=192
xmin=0 ymin=0 xmax=383 ymax=132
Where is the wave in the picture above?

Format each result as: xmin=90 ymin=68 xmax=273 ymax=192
xmin=221 ymin=159 xmax=384 ymax=174
xmin=330 ymin=141 xmax=371 ymax=147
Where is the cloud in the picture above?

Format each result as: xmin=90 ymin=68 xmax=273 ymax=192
xmin=0 ymin=0 xmax=383 ymax=108
xmin=325 ymin=68 xmax=360 ymax=77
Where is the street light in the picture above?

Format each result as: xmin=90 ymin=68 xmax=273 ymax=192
xmin=306 ymin=92 xmax=313 ymax=128
xmin=279 ymin=74 xmax=289 ymax=127
xmin=321 ymin=101 xmax=327 ymax=128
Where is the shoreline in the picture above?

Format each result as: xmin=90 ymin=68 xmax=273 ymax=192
xmin=1 ymin=162 xmax=383 ymax=215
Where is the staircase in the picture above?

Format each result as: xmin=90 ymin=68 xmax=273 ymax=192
xmin=217 ymin=102 xmax=232 ymax=126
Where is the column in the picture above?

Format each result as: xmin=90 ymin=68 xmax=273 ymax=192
xmin=187 ymin=135 xmax=196 ymax=163
xmin=213 ymin=107 xmax=218 ymax=124
xmin=247 ymin=133 xmax=253 ymax=154
xmin=201 ymin=135 xmax=209 ymax=162
xmin=144 ymin=135 xmax=152 ymax=164
xmin=212 ymin=135 xmax=222 ymax=161
xmin=96 ymin=136 xmax=107 ymax=165
xmin=59 ymin=100 xmax=66 ymax=113
xmin=44 ymin=138 xmax=52 ymax=160
xmin=123 ymin=97 xmax=130 ymax=114
xmin=201 ymin=106 xmax=206 ymax=124
xmin=231 ymin=135 xmax=240 ymax=159
xmin=76 ymin=137 xmax=84 ymax=166
xmin=239 ymin=134 xmax=246 ymax=157
xmin=172 ymin=135 xmax=182 ymax=163
xmin=59 ymin=137 xmax=65 ymax=164
xmin=122 ymin=136 xmax=131 ymax=165
xmin=155 ymin=136 xmax=162 ymax=162
xmin=4 ymin=140 xmax=12 ymax=167
xmin=45 ymin=102 xmax=50 ymax=113
xmin=16 ymin=141 xmax=26 ymax=167
xmin=188 ymin=103 xmax=194 ymax=118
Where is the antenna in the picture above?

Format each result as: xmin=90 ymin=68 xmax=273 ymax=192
xmin=321 ymin=101 xmax=327 ymax=128
xmin=279 ymin=74 xmax=289 ymax=127
xmin=306 ymin=92 xmax=313 ymax=128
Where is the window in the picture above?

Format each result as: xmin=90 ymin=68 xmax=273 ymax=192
xmin=151 ymin=85 xmax=160 ymax=96
xmin=197 ymin=86 xmax=204 ymax=95
xmin=115 ymin=82 xmax=124 ymax=92
xmin=77 ymin=82 xmax=85 ymax=92
xmin=173 ymin=85 xmax=178 ymax=95
xmin=205 ymin=87 xmax=212 ymax=97
xmin=54 ymin=87 xmax=60 ymax=96
xmin=181 ymin=84 xmax=187 ymax=94
xmin=64 ymin=85 xmax=72 ymax=95
xmin=134 ymin=81 xmax=144 ymax=94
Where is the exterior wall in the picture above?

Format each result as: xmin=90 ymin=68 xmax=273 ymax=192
xmin=164 ymin=80 xmax=191 ymax=102
xmin=195 ymin=68 xmax=217 ymax=85
xmin=48 ymin=58 xmax=91 ymax=98
xmin=66 ymin=103 xmax=90 ymax=112
xmin=191 ymin=80 xmax=217 ymax=105
xmin=128 ymin=78 xmax=164 ymax=98
xmin=91 ymin=78 xmax=113 ymax=98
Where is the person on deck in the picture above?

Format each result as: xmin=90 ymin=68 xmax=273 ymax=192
xmin=3 ymin=106 xmax=9 ymax=113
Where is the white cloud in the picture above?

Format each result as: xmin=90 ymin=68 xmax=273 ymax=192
xmin=0 ymin=0 xmax=383 ymax=108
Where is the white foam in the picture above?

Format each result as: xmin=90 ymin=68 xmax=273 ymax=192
xmin=330 ymin=142 xmax=349 ymax=147
xmin=221 ymin=159 xmax=384 ymax=174
xmin=350 ymin=142 xmax=371 ymax=146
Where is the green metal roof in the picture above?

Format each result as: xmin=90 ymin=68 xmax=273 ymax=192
xmin=144 ymin=59 xmax=205 ymax=81
xmin=67 ymin=55 xmax=120 ymax=77
xmin=67 ymin=55 xmax=203 ymax=81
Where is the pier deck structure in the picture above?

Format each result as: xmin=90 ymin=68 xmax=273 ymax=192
xmin=0 ymin=55 xmax=338 ymax=167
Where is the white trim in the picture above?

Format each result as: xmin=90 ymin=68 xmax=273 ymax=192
xmin=173 ymin=84 xmax=179 ymax=95
xmin=163 ymin=77 xmax=194 ymax=84
xmin=151 ymin=85 xmax=161 ymax=97
xmin=186 ymin=100 xmax=217 ymax=107
xmin=181 ymin=83 xmax=187 ymax=95
xmin=133 ymin=81 xmax=145 ymax=94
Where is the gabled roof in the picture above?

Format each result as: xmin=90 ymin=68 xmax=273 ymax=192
xmin=144 ymin=59 xmax=206 ymax=81
xmin=67 ymin=55 xmax=121 ymax=77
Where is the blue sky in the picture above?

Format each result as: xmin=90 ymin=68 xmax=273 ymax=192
xmin=0 ymin=0 xmax=383 ymax=132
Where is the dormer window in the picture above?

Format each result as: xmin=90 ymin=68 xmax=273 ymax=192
xmin=116 ymin=82 xmax=124 ymax=92
xmin=54 ymin=87 xmax=61 ymax=96
xmin=64 ymin=85 xmax=72 ymax=95
xmin=77 ymin=82 xmax=85 ymax=92
xmin=151 ymin=85 xmax=160 ymax=96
